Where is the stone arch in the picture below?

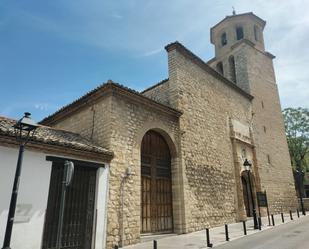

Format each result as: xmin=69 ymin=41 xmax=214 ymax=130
xmin=236 ymin=26 xmax=244 ymax=40
xmin=133 ymin=123 xmax=184 ymax=235
xmin=140 ymin=130 xmax=173 ymax=233
xmin=216 ymin=61 xmax=224 ymax=75
xmin=135 ymin=122 xmax=178 ymax=158
xmin=254 ymin=25 xmax=259 ymax=41
xmin=221 ymin=32 xmax=227 ymax=46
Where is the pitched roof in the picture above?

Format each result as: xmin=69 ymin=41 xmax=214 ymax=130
xmin=40 ymin=81 xmax=182 ymax=125
xmin=0 ymin=116 xmax=113 ymax=157
xmin=141 ymin=78 xmax=169 ymax=94
xmin=211 ymin=12 xmax=266 ymax=32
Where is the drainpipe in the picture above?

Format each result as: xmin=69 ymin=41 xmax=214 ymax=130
xmin=120 ymin=168 xmax=132 ymax=247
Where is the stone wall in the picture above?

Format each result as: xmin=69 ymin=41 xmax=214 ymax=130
xmin=244 ymin=45 xmax=298 ymax=213
xmin=105 ymin=91 xmax=181 ymax=248
xmin=210 ymin=14 xmax=265 ymax=58
xmin=142 ymin=80 xmax=170 ymax=106
xmin=52 ymin=96 xmax=112 ymax=149
xmin=49 ymin=87 xmax=182 ymax=248
xmin=39 ymin=12 xmax=298 ymax=249
xmin=166 ymin=45 xmax=253 ymax=231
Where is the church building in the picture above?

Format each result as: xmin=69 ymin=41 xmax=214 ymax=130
xmin=38 ymin=12 xmax=297 ymax=248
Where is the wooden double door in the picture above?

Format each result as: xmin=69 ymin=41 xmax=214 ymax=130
xmin=42 ymin=162 xmax=97 ymax=249
xmin=141 ymin=130 xmax=173 ymax=234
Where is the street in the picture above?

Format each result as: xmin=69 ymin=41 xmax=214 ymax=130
xmin=123 ymin=213 xmax=308 ymax=249
xmin=215 ymin=215 xmax=309 ymax=249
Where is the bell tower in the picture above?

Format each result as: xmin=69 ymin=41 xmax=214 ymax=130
xmin=208 ymin=12 xmax=297 ymax=213
xmin=208 ymin=12 xmax=267 ymax=92
xmin=210 ymin=12 xmax=266 ymax=58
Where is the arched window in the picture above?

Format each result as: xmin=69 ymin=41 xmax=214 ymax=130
xmin=216 ymin=62 xmax=224 ymax=75
xmin=221 ymin=32 xmax=227 ymax=46
xmin=229 ymin=55 xmax=236 ymax=83
xmin=236 ymin=26 xmax=244 ymax=40
xmin=254 ymin=25 xmax=259 ymax=41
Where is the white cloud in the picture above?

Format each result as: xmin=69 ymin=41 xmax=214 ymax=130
xmin=111 ymin=13 xmax=123 ymax=19
xmin=5 ymin=0 xmax=309 ymax=108
xmin=140 ymin=48 xmax=163 ymax=57
xmin=34 ymin=103 xmax=50 ymax=111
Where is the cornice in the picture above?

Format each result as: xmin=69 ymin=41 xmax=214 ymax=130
xmin=0 ymin=135 xmax=114 ymax=162
xmin=231 ymin=39 xmax=276 ymax=59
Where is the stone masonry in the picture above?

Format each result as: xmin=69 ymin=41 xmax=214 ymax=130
xmin=208 ymin=12 xmax=297 ymax=214
xmin=43 ymin=84 xmax=182 ymax=248
xmin=41 ymin=12 xmax=297 ymax=249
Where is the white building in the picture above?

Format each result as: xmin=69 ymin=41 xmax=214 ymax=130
xmin=0 ymin=116 xmax=113 ymax=249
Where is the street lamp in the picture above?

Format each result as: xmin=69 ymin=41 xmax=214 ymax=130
xmin=243 ymin=158 xmax=258 ymax=229
xmin=296 ymin=169 xmax=306 ymax=216
xmin=2 ymin=112 xmax=38 ymax=249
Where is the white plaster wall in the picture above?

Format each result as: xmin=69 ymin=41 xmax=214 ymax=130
xmin=95 ymin=166 xmax=110 ymax=249
xmin=0 ymin=145 xmax=52 ymax=249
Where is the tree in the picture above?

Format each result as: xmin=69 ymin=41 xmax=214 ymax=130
xmin=282 ymin=107 xmax=309 ymax=171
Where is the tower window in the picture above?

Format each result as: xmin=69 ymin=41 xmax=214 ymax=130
xmin=221 ymin=32 xmax=227 ymax=46
xmin=263 ymin=126 xmax=267 ymax=133
xmin=236 ymin=26 xmax=244 ymax=40
xmin=254 ymin=25 xmax=259 ymax=41
xmin=261 ymin=101 xmax=264 ymax=108
xmin=216 ymin=62 xmax=224 ymax=75
xmin=229 ymin=55 xmax=236 ymax=83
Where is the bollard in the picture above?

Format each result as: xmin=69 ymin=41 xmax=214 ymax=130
xmin=153 ymin=240 xmax=157 ymax=249
xmin=297 ymin=209 xmax=300 ymax=218
xmin=258 ymin=217 xmax=262 ymax=230
xmin=242 ymin=221 xmax=247 ymax=235
xmin=206 ymin=228 xmax=213 ymax=248
xmin=290 ymin=210 xmax=293 ymax=220
xmin=281 ymin=213 xmax=284 ymax=223
xmin=271 ymin=214 xmax=275 ymax=226
xmin=225 ymin=224 xmax=229 ymax=241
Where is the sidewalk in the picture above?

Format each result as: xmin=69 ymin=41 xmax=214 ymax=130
xmin=123 ymin=212 xmax=306 ymax=249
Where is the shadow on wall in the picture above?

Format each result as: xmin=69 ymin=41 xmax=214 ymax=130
xmin=0 ymin=208 xmax=46 ymax=249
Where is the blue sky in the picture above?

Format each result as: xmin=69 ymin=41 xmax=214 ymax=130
xmin=1 ymin=0 xmax=309 ymax=121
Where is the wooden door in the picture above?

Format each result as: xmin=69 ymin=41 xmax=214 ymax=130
xmin=42 ymin=163 xmax=97 ymax=249
xmin=141 ymin=130 xmax=173 ymax=233
xmin=242 ymin=176 xmax=252 ymax=217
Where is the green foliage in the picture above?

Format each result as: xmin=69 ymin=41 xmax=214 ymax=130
xmin=282 ymin=107 xmax=309 ymax=171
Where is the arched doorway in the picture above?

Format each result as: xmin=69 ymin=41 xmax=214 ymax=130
xmin=241 ymin=176 xmax=251 ymax=217
xmin=141 ymin=130 xmax=173 ymax=234
xmin=241 ymin=172 xmax=255 ymax=217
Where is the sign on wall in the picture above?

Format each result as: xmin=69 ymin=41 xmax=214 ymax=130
xmin=257 ymin=192 xmax=268 ymax=207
